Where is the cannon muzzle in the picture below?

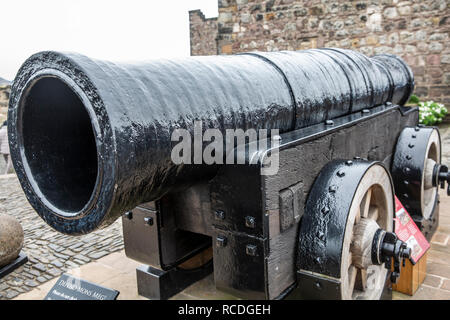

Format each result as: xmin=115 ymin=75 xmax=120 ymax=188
xmin=7 ymin=48 xmax=414 ymax=234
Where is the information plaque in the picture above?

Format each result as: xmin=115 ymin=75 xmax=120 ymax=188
xmin=44 ymin=273 xmax=119 ymax=300
xmin=394 ymin=197 xmax=430 ymax=264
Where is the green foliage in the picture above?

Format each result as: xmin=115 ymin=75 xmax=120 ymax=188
xmin=418 ymin=101 xmax=448 ymax=126
xmin=408 ymin=94 xmax=420 ymax=104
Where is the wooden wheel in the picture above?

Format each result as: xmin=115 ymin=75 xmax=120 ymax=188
xmin=392 ymin=127 xmax=441 ymax=220
xmin=297 ymin=160 xmax=394 ymax=300
xmin=340 ymin=165 xmax=393 ymax=300
xmin=422 ymin=130 xmax=440 ymax=219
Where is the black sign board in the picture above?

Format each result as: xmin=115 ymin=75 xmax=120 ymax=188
xmin=44 ymin=273 xmax=119 ymax=300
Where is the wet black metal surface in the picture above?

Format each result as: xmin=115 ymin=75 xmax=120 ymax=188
xmin=122 ymin=204 xmax=210 ymax=270
xmin=297 ymin=159 xmax=394 ymax=278
xmin=392 ymin=127 xmax=440 ymax=216
xmin=136 ymin=262 xmax=213 ymax=300
xmin=391 ymin=126 xmax=441 ymax=240
xmin=8 ymin=49 xmax=414 ymax=234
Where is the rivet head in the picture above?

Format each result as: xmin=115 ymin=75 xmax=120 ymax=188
xmin=315 ymin=282 xmax=322 ymax=290
xmin=246 ymin=244 xmax=258 ymax=256
xmin=406 ymin=155 xmax=412 ymax=160
xmin=345 ymin=160 xmax=353 ymax=166
xmin=408 ymin=143 xmax=415 ymax=148
xmin=315 ymin=257 xmax=322 ymax=264
xmin=272 ymin=135 xmax=282 ymax=141
xmin=216 ymin=235 xmax=227 ymax=247
xmin=337 ymin=170 xmax=345 ymax=177
xmin=404 ymin=167 xmax=411 ymax=174
xmin=404 ymin=180 xmax=409 ymax=185
xmin=328 ymin=185 xmax=337 ymax=193
xmin=215 ymin=210 xmax=225 ymax=220
xmin=403 ymin=193 xmax=409 ymax=199
xmin=354 ymin=156 xmax=361 ymax=160
xmin=124 ymin=211 xmax=133 ymax=220
xmin=325 ymin=120 xmax=334 ymax=126
xmin=322 ymin=206 xmax=330 ymax=215
xmin=245 ymin=216 xmax=256 ymax=229
xmin=415 ymin=127 xmax=420 ymax=131
xmin=144 ymin=216 xmax=154 ymax=226
xmin=316 ymin=231 xmax=325 ymax=241
xmin=412 ymin=134 xmax=417 ymax=139
xmin=362 ymin=109 xmax=370 ymax=114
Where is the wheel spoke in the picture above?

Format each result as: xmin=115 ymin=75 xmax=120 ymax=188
xmin=368 ymin=206 xmax=379 ymax=221
xmin=354 ymin=268 xmax=367 ymax=291
xmin=355 ymin=209 xmax=361 ymax=224
xmin=348 ymin=265 xmax=357 ymax=294
xmin=360 ymin=188 xmax=372 ymax=218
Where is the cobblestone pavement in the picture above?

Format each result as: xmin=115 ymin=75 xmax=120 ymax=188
xmin=0 ymin=175 xmax=124 ymax=300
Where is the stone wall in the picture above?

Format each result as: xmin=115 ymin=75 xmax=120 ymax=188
xmin=0 ymin=85 xmax=10 ymax=123
xmin=189 ymin=0 xmax=450 ymax=104
xmin=189 ymin=10 xmax=219 ymax=55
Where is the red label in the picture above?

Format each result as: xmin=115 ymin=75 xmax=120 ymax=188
xmin=394 ymin=197 xmax=430 ymax=264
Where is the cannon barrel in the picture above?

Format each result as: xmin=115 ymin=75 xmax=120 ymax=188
xmin=7 ymin=48 xmax=414 ymax=234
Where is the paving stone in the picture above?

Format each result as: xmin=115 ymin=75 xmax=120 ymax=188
xmin=69 ymin=243 xmax=84 ymax=250
xmin=74 ymin=254 xmax=90 ymax=263
xmin=27 ymin=269 xmax=41 ymax=277
xmin=22 ymin=272 xmax=36 ymax=279
xmin=61 ymin=249 xmax=74 ymax=256
xmin=15 ymin=287 xmax=25 ymax=294
xmin=53 ymin=252 xmax=69 ymax=260
xmin=73 ymin=259 xmax=87 ymax=265
xmin=36 ymin=256 xmax=50 ymax=264
xmin=410 ymin=285 xmax=450 ymax=300
xmin=7 ymin=278 xmax=23 ymax=287
xmin=423 ymin=274 xmax=442 ymax=288
xmin=432 ymin=232 xmax=449 ymax=245
xmin=46 ymin=268 xmax=62 ymax=277
xmin=51 ymin=260 xmax=64 ymax=268
xmin=33 ymin=263 xmax=47 ymax=272
xmin=88 ymin=251 xmax=109 ymax=260
xmin=27 ymin=257 xmax=39 ymax=264
xmin=48 ymin=244 xmax=64 ymax=253
xmin=24 ymin=280 xmax=38 ymax=288
xmin=5 ymin=290 xmax=19 ymax=299
xmin=65 ymin=261 xmax=79 ymax=269
xmin=442 ymin=279 xmax=450 ymax=291
xmin=36 ymin=276 xmax=47 ymax=283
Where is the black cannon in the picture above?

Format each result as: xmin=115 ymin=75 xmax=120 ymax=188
xmin=7 ymin=48 xmax=448 ymax=300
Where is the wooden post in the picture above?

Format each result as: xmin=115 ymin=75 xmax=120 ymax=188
xmin=392 ymin=252 xmax=428 ymax=296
